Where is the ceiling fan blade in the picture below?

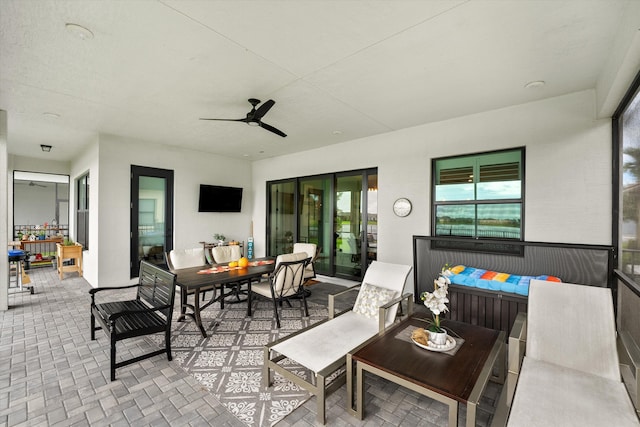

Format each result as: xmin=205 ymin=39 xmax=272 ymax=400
xmin=199 ymin=118 xmax=247 ymax=122
xmin=254 ymin=99 xmax=275 ymax=120
xmin=260 ymin=122 xmax=287 ymax=137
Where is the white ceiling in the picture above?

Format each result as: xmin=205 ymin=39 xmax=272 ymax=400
xmin=0 ymin=0 xmax=635 ymax=162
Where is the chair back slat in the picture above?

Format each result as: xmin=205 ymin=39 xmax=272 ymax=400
xmin=137 ymin=261 xmax=177 ymax=318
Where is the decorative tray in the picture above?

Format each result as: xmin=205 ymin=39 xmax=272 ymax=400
xmin=411 ymin=336 xmax=457 ymax=352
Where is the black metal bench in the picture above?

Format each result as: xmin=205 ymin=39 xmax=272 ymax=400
xmin=90 ymin=260 xmax=177 ymax=381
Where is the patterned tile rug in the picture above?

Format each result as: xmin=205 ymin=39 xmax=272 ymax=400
xmin=149 ymin=297 xmax=329 ymax=427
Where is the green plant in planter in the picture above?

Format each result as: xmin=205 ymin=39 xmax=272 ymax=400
xmin=213 ymin=233 xmax=226 ymax=242
xmin=63 ymin=238 xmax=75 ymax=246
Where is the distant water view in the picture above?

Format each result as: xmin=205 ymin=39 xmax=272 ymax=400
xmin=435 ymin=224 xmax=520 ymax=239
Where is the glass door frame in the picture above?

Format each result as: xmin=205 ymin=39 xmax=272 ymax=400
xmin=130 ymin=165 xmax=174 ymax=278
xmin=266 ymin=168 xmax=377 ymax=281
xmin=334 ymin=169 xmax=377 ymax=281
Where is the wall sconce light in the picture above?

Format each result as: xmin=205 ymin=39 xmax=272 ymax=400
xmin=41 ymin=144 xmax=52 ymax=152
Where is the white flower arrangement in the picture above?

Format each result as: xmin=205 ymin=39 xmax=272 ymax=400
xmin=420 ymin=264 xmax=452 ymax=333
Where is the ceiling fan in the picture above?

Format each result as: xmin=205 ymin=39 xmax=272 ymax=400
xmin=200 ymin=98 xmax=287 ymax=137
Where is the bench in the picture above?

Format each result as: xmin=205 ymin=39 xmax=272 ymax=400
xmin=90 ymin=260 xmax=177 ymax=381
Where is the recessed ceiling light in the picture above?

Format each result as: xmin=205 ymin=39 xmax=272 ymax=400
xmin=332 ymin=130 xmax=343 ymax=135
xmin=40 ymin=144 xmax=52 ymax=152
xmin=524 ymin=80 xmax=545 ymax=89
xmin=43 ymin=112 xmax=60 ymax=118
xmin=65 ymin=23 xmax=94 ymax=40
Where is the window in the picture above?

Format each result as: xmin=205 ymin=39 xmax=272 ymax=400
xmin=433 ymin=148 xmax=524 ymax=240
xmin=76 ymin=173 xmax=89 ymax=249
xmin=616 ymin=70 xmax=640 ymax=281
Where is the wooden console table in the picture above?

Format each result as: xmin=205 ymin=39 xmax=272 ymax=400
xmin=19 ymin=237 xmax=63 ymax=251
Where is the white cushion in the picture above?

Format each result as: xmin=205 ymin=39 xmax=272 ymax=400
xmin=271 ymin=311 xmax=379 ymax=373
xmin=211 ymin=245 xmax=242 ymax=263
xmin=252 ymin=252 xmax=308 ymax=299
xmin=352 ymin=282 xmax=397 ymax=319
xmin=293 ymin=243 xmax=317 ymax=279
xmin=508 ymin=357 xmax=639 ymax=427
xmin=273 ymin=252 xmax=308 ymax=295
xmin=169 ymin=248 xmax=206 ymax=269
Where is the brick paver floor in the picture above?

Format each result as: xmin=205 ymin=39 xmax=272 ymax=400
xmin=1 ymin=266 xmax=501 ymax=426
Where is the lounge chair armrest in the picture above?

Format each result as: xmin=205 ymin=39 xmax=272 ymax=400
xmin=507 ymin=311 xmax=527 ymax=406
xmin=618 ymin=330 xmax=640 ymax=412
xmin=377 ymin=293 xmax=414 ymax=332
xmin=328 ymin=284 xmax=361 ymax=319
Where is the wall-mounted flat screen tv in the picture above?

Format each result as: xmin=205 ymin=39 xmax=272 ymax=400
xmin=198 ymin=184 xmax=243 ymax=212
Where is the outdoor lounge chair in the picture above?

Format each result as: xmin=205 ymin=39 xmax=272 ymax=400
xmin=263 ymin=260 xmax=412 ymax=424
xmin=505 ymin=279 xmax=640 ymax=426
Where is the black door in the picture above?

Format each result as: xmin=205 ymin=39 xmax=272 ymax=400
xmin=130 ymin=165 xmax=174 ymax=278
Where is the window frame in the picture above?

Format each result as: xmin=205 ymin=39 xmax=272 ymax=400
xmin=614 ymin=69 xmax=640 ymax=281
xmin=76 ymin=172 xmax=89 ymax=249
xmin=431 ymin=147 xmax=525 ymax=241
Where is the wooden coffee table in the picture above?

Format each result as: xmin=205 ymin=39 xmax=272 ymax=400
xmin=347 ymin=314 xmax=505 ymax=427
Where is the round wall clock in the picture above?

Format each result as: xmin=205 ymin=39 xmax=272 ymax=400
xmin=393 ymin=198 xmax=412 ymax=217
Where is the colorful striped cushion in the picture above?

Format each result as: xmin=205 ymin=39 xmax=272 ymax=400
xmin=449 ymin=265 xmax=561 ymax=296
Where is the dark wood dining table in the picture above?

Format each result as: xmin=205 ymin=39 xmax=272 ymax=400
xmin=172 ymin=258 xmax=276 ymax=337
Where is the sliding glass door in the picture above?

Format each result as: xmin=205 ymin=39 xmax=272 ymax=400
xmin=334 ymin=170 xmax=378 ymax=279
xmin=298 ymin=175 xmax=332 ymax=275
xmin=267 ymin=168 xmax=377 ymax=281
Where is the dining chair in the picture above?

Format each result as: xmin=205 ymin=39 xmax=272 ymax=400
xmin=211 ymin=245 xmax=242 ymax=264
xmin=292 ymin=242 xmax=317 ymax=284
xmin=165 ymin=248 xmax=216 ymax=303
xmin=211 ymin=245 xmax=245 ymax=302
xmin=249 ymin=252 xmax=310 ymax=328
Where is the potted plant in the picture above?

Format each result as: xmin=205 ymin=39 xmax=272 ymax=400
xmin=213 ymin=233 xmax=226 ymax=246
xmin=420 ymin=264 xmax=452 ymax=346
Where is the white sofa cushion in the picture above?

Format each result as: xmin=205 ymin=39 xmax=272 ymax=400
xmin=508 ymin=357 xmax=639 ymax=427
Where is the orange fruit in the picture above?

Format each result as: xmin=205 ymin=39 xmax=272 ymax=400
xmin=238 ymin=257 xmax=249 ymax=268
xmin=228 ymin=261 xmax=238 ymax=268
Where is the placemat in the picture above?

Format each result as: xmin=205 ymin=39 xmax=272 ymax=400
xmin=395 ymin=325 xmax=464 ymax=356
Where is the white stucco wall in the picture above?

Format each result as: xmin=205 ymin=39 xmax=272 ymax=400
xmin=79 ymin=135 xmax=253 ymax=287
xmin=1 ymin=111 xmax=8 ymax=311
xmin=251 ymin=90 xmax=612 ymax=269
xmin=70 ymin=139 xmax=99 ymax=286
